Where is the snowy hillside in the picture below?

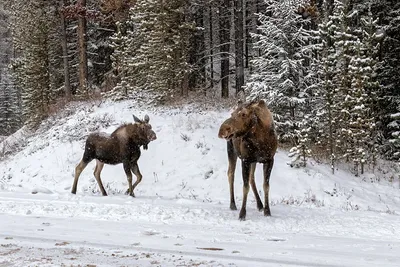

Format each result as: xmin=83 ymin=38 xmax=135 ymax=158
xmin=1 ymin=99 xmax=400 ymax=266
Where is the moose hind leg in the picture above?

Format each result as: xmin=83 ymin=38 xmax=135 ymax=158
xmin=94 ymin=160 xmax=107 ymax=196
xmin=123 ymin=162 xmax=134 ymax=197
xmin=239 ymin=160 xmax=251 ymax=221
xmin=71 ymin=160 xmax=89 ymax=194
xmin=249 ymin=163 xmax=263 ymax=211
xmin=263 ymin=158 xmax=274 ymax=216
xmin=227 ymin=140 xmax=237 ymax=210
xmin=130 ymin=162 xmax=143 ymax=197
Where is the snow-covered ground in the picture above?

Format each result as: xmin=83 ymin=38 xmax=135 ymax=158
xmin=0 ymin=99 xmax=400 ymax=266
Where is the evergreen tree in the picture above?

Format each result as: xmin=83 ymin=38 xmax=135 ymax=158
xmin=110 ymin=0 xmax=194 ymax=102
xmin=9 ymin=0 xmax=57 ymax=127
xmin=246 ymin=0 xmax=316 ymax=144
xmin=0 ymin=3 xmax=21 ymax=134
xmin=377 ymin=1 xmax=400 ymax=160
xmin=314 ymin=3 xmax=340 ymax=173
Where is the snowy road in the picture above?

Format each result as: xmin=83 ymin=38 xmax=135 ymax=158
xmin=1 ymin=192 xmax=399 ymax=267
xmin=1 ymin=102 xmax=400 ymax=266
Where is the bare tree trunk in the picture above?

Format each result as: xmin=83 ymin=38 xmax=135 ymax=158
xmin=245 ymin=0 xmax=257 ymax=71
xmin=60 ymin=0 xmax=71 ymax=99
xmin=181 ymin=71 xmax=189 ymax=97
xmin=209 ymin=4 xmax=214 ymax=90
xmin=234 ymin=0 xmax=244 ymax=95
xmin=77 ymin=0 xmax=88 ymax=96
xmin=219 ymin=0 xmax=231 ymax=98
xmin=189 ymin=4 xmax=205 ymax=93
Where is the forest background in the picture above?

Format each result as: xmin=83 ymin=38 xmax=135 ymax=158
xmin=0 ymin=0 xmax=399 ymax=174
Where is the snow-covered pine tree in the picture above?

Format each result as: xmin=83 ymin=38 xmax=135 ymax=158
xmin=328 ymin=0 xmax=362 ymax=166
xmin=0 ymin=72 xmax=21 ymax=136
xmin=347 ymin=10 xmax=381 ymax=173
xmin=314 ymin=2 xmax=340 ymax=173
xmin=0 ymin=3 xmax=21 ymax=135
xmin=246 ymin=0 xmax=316 ymax=150
xmin=110 ymin=0 xmax=194 ymax=102
xmin=9 ymin=0 xmax=57 ymax=127
xmin=388 ymin=111 xmax=400 ymax=160
xmin=377 ymin=1 xmax=400 ymax=161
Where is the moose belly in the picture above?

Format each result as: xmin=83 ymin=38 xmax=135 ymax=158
xmin=95 ymin=150 xmax=122 ymax=165
xmin=233 ymin=139 xmax=272 ymax=163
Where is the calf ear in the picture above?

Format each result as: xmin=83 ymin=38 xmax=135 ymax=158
xmin=144 ymin=114 xmax=150 ymax=123
xmin=257 ymin=99 xmax=266 ymax=107
xmin=133 ymin=114 xmax=142 ymax=123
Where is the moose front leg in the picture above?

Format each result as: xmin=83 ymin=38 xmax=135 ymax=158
xmin=227 ymin=140 xmax=237 ymax=210
xmin=123 ymin=161 xmax=134 ymax=197
xmin=249 ymin=163 xmax=263 ymax=211
xmin=263 ymin=158 xmax=274 ymax=216
xmin=239 ymin=160 xmax=251 ymax=221
xmin=130 ymin=161 xmax=143 ymax=197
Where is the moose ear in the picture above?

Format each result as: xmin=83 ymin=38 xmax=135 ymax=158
xmin=144 ymin=114 xmax=150 ymax=123
xmin=257 ymin=99 xmax=266 ymax=107
xmin=133 ymin=114 xmax=142 ymax=123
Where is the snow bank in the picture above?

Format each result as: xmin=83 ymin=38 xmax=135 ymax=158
xmin=0 ymin=126 xmax=32 ymax=157
xmin=0 ymin=99 xmax=399 ymax=215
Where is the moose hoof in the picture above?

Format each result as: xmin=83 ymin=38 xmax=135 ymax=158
xmin=230 ymin=203 xmax=237 ymax=210
xmin=239 ymin=209 xmax=246 ymax=221
xmin=257 ymin=203 xmax=264 ymax=211
xmin=125 ymin=189 xmax=135 ymax=197
xmin=264 ymin=208 xmax=271 ymax=216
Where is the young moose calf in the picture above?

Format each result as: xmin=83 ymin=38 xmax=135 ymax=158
xmin=71 ymin=114 xmax=157 ymax=197
xmin=218 ymin=100 xmax=278 ymax=221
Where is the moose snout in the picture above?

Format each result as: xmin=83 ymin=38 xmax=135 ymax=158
xmin=218 ymin=124 xmax=234 ymax=140
xmin=149 ymin=131 xmax=157 ymax=141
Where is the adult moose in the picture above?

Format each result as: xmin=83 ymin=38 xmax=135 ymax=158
xmin=71 ymin=114 xmax=157 ymax=197
xmin=218 ymin=100 xmax=278 ymax=220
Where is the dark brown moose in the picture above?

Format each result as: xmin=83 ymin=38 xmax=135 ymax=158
xmin=218 ymin=100 xmax=278 ymax=220
xmin=71 ymin=114 xmax=157 ymax=197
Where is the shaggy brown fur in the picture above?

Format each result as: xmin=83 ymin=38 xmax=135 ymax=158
xmin=218 ymin=100 xmax=278 ymax=220
xmin=71 ymin=114 xmax=157 ymax=197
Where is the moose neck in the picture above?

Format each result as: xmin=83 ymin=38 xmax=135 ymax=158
xmin=128 ymin=124 xmax=148 ymax=146
xmin=242 ymin=116 xmax=268 ymax=141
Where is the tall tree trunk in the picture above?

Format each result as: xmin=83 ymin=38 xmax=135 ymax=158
xmin=77 ymin=0 xmax=88 ymax=96
xmin=219 ymin=0 xmax=231 ymax=98
xmin=60 ymin=0 xmax=71 ymax=99
xmin=209 ymin=4 xmax=214 ymax=90
xmin=246 ymin=0 xmax=258 ymax=72
xmin=234 ymin=0 xmax=244 ymax=95
xmin=182 ymin=71 xmax=189 ymax=97
xmin=189 ymin=5 xmax=205 ymax=93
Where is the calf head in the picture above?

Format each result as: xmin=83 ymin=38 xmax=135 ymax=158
xmin=218 ymin=100 xmax=261 ymax=140
xmin=132 ymin=114 xmax=157 ymax=149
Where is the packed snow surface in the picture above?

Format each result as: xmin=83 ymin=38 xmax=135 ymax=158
xmin=0 ymin=99 xmax=399 ymax=266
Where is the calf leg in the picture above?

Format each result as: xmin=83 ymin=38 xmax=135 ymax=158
xmin=239 ymin=160 xmax=251 ymax=221
xmin=94 ymin=160 xmax=107 ymax=196
xmin=263 ymin=158 xmax=274 ymax=216
xmin=123 ymin=161 xmax=134 ymax=197
xmin=249 ymin=163 xmax=263 ymax=211
xmin=71 ymin=160 xmax=89 ymax=194
xmin=130 ymin=161 xmax=143 ymax=197
xmin=227 ymin=140 xmax=237 ymax=210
